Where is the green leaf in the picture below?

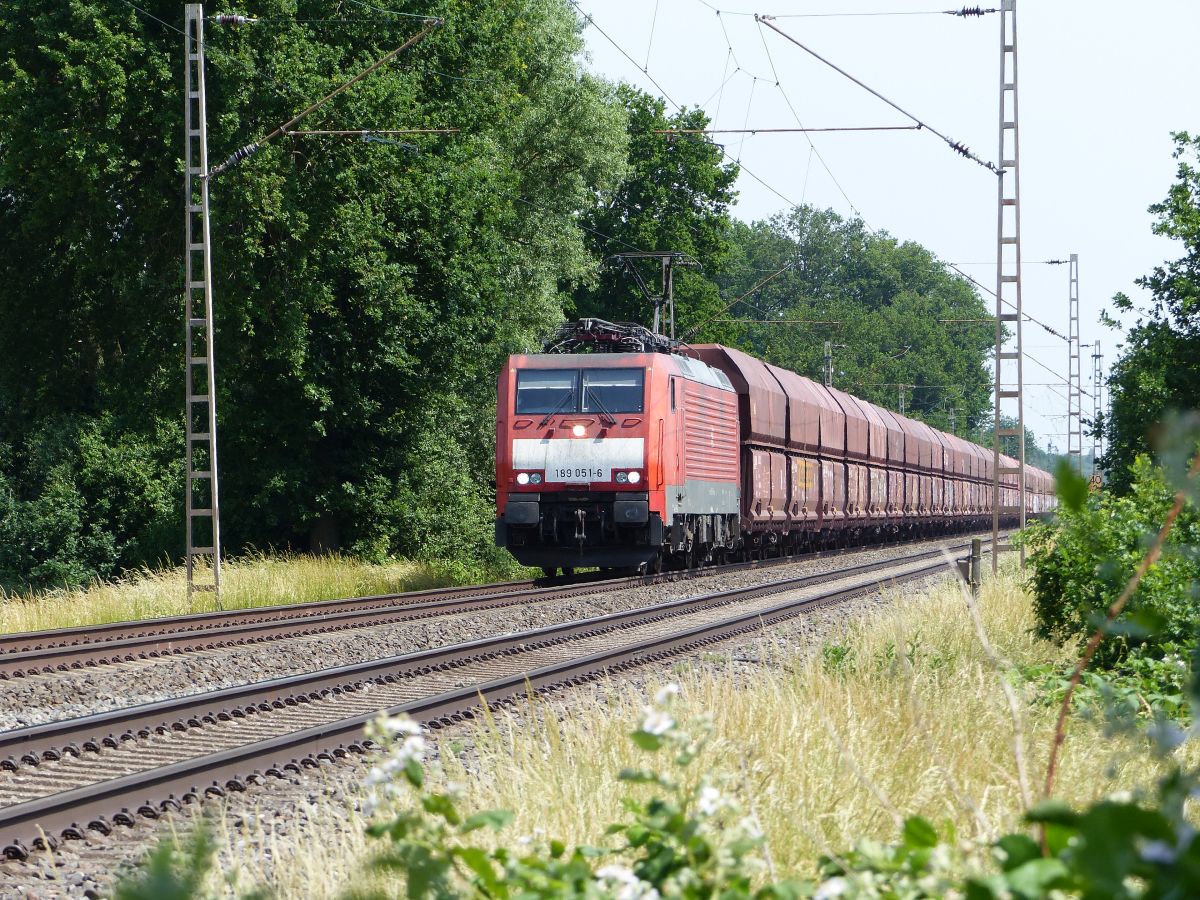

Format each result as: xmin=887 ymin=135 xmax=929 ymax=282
xmin=631 ymin=730 xmax=665 ymax=752
xmin=1055 ymin=458 xmax=1090 ymax=512
xmin=1003 ymin=857 xmax=1071 ymax=896
xmin=421 ymin=793 xmax=461 ymax=826
xmin=1025 ymin=800 xmax=1080 ymax=828
xmin=618 ymin=767 xmax=666 ymax=784
xmin=453 ymin=847 xmax=501 ymax=894
xmin=902 ymin=815 xmax=939 ymax=849
xmin=459 ymin=809 xmax=514 ymax=835
xmin=995 ymin=833 xmax=1042 ymax=872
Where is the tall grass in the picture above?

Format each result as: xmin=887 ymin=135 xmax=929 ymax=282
xmin=207 ymin=561 xmax=1195 ymax=897
xmin=0 ymin=553 xmax=525 ymax=635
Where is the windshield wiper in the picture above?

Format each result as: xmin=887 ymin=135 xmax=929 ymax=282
xmin=585 ymin=389 xmax=618 ymax=426
xmin=538 ymin=389 xmax=576 ymax=428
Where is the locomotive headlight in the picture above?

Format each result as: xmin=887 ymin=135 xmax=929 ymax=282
xmin=572 ymin=424 xmax=586 ymax=437
xmin=628 ymin=470 xmax=641 ymax=484
xmin=516 ymin=472 xmax=530 ymax=485
xmin=615 ymin=471 xmax=629 ymax=484
xmin=530 ymin=472 xmax=542 ymax=484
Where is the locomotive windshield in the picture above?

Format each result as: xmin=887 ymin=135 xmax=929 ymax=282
xmin=514 ymin=367 xmax=644 ymax=415
xmin=515 ymin=369 xmax=579 ymax=414
xmin=582 ymin=368 xmax=644 ymax=413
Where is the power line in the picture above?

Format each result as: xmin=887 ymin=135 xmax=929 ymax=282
xmin=713 ymin=318 xmax=843 ymax=325
xmin=654 ymin=125 xmax=921 ymax=134
xmin=756 ymin=15 xmax=999 ymax=173
xmin=696 ymin=2 xmax=997 ymax=17
xmin=342 ymin=0 xmax=444 ymax=19
xmin=943 ymin=261 xmax=1068 ymax=342
xmin=208 ymin=17 xmax=443 ymax=177
xmin=754 ymin=18 xmax=862 ymax=216
xmin=569 ymin=0 xmax=802 ymax=213
xmin=644 ymin=0 xmax=662 ymax=71
xmin=283 ymin=128 xmax=458 ymax=135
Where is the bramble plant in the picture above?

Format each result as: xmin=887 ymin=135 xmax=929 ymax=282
xmin=348 ymin=686 xmax=808 ymax=899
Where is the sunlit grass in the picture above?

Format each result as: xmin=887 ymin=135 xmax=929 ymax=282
xmin=440 ymin=561 xmax=1181 ymax=871
xmin=0 ymin=552 xmax=526 ymax=635
xmin=205 ymin=559 xmax=1194 ymax=897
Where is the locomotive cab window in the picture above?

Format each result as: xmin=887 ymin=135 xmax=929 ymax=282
xmin=515 ymin=369 xmax=579 ymax=414
xmin=582 ymin=368 xmax=644 ymax=414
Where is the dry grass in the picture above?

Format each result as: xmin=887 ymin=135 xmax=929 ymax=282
xmin=0 ymin=553 xmax=503 ymax=635
xmin=197 ymin=561 xmax=1193 ymax=896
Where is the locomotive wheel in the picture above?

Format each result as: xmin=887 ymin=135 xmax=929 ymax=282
xmin=563 ymin=566 xmax=575 ymax=577
xmin=541 ymin=566 xmax=557 ymax=578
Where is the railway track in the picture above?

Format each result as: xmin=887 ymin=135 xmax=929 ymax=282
xmin=0 ymin=534 xmax=969 ymax=679
xmin=0 ymin=540 xmax=984 ymax=859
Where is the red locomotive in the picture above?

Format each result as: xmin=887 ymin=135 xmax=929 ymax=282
xmin=495 ymin=320 xmax=1054 ymax=575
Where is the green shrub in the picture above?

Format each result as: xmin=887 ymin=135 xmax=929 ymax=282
xmin=0 ymin=414 xmax=181 ymax=592
xmin=1023 ymin=455 xmax=1200 ymax=670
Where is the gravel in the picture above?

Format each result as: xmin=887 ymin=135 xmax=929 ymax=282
xmin=0 ymin=561 xmax=958 ymax=898
xmin=0 ymin=538 xmax=971 ymax=731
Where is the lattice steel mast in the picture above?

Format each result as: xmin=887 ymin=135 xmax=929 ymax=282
xmin=992 ymin=0 xmax=1026 ymax=570
xmin=1092 ymin=341 xmax=1103 ymax=474
xmin=183 ymin=4 xmax=221 ymax=601
xmin=1067 ymin=253 xmax=1083 ymax=474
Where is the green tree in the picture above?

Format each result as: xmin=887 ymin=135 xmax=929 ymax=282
xmin=713 ymin=208 xmax=995 ymax=432
xmin=0 ymin=0 xmax=627 ymax=588
xmin=1104 ymin=132 xmax=1200 ymax=490
xmin=571 ymin=87 xmax=738 ymax=338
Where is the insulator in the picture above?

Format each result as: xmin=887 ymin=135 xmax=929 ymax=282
xmin=214 ymin=14 xmax=255 ymax=26
xmin=229 ymin=143 xmax=258 ymax=164
xmin=951 ymin=5 xmax=990 ymax=16
xmin=949 ymin=140 xmax=972 ymax=158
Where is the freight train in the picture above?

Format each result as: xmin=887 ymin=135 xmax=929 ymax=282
xmin=494 ymin=319 xmax=1054 ymax=575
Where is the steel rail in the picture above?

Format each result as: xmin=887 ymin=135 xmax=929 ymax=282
xmin=0 ymin=532 xmax=975 ymax=678
xmin=0 ymin=543 xmax=982 ymax=858
xmin=0 ymin=568 xmax=725 ymax=678
xmin=0 ymin=547 xmax=956 ymax=766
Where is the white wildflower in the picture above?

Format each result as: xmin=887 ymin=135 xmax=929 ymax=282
xmin=696 ymin=786 xmax=723 ymax=816
xmin=395 ymin=734 xmax=428 ymax=766
xmin=384 ymin=715 xmax=423 ymax=738
xmin=596 ymin=864 xmax=660 ymax=900
xmin=813 ymin=876 xmax=849 ymax=900
xmin=641 ymin=709 xmax=674 ymax=736
xmin=737 ymin=815 xmax=764 ymax=841
xmin=1106 ymin=789 xmax=1133 ymax=804
xmin=654 ymin=683 xmax=681 ymax=705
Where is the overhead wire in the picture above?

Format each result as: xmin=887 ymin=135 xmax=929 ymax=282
xmin=569 ymin=0 xmax=802 ymax=211
xmin=753 ymin=17 xmax=863 ymax=216
xmin=695 ymin=2 xmax=997 ymax=17
xmin=755 ymin=15 xmax=999 ymax=173
xmin=735 ymin=77 xmax=758 ymax=162
xmin=643 ymin=0 xmax=662 ymax=71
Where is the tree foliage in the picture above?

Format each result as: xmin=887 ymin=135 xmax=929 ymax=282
xmin=0 ymin=3 xmax=1008 ymax=591
xmin=571 ymin=87 xmax=739 ymax=340
xmin=0 ymin=0 xmax=628 ymax=589
xmin=711 ymin=209 xmax=995 ymax=433
xmin=1104 ymin=132 xmax=1200 ymax=490
xmin=1023 ymin=455 xmax=1200 ymax=670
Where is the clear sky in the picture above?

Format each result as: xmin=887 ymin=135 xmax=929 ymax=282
xmin=575 ymin=0 xmax=1198 ymax=451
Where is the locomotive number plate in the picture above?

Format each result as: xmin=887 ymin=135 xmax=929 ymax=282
xmin=550 ymin=465 xmax=608 ymax=483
